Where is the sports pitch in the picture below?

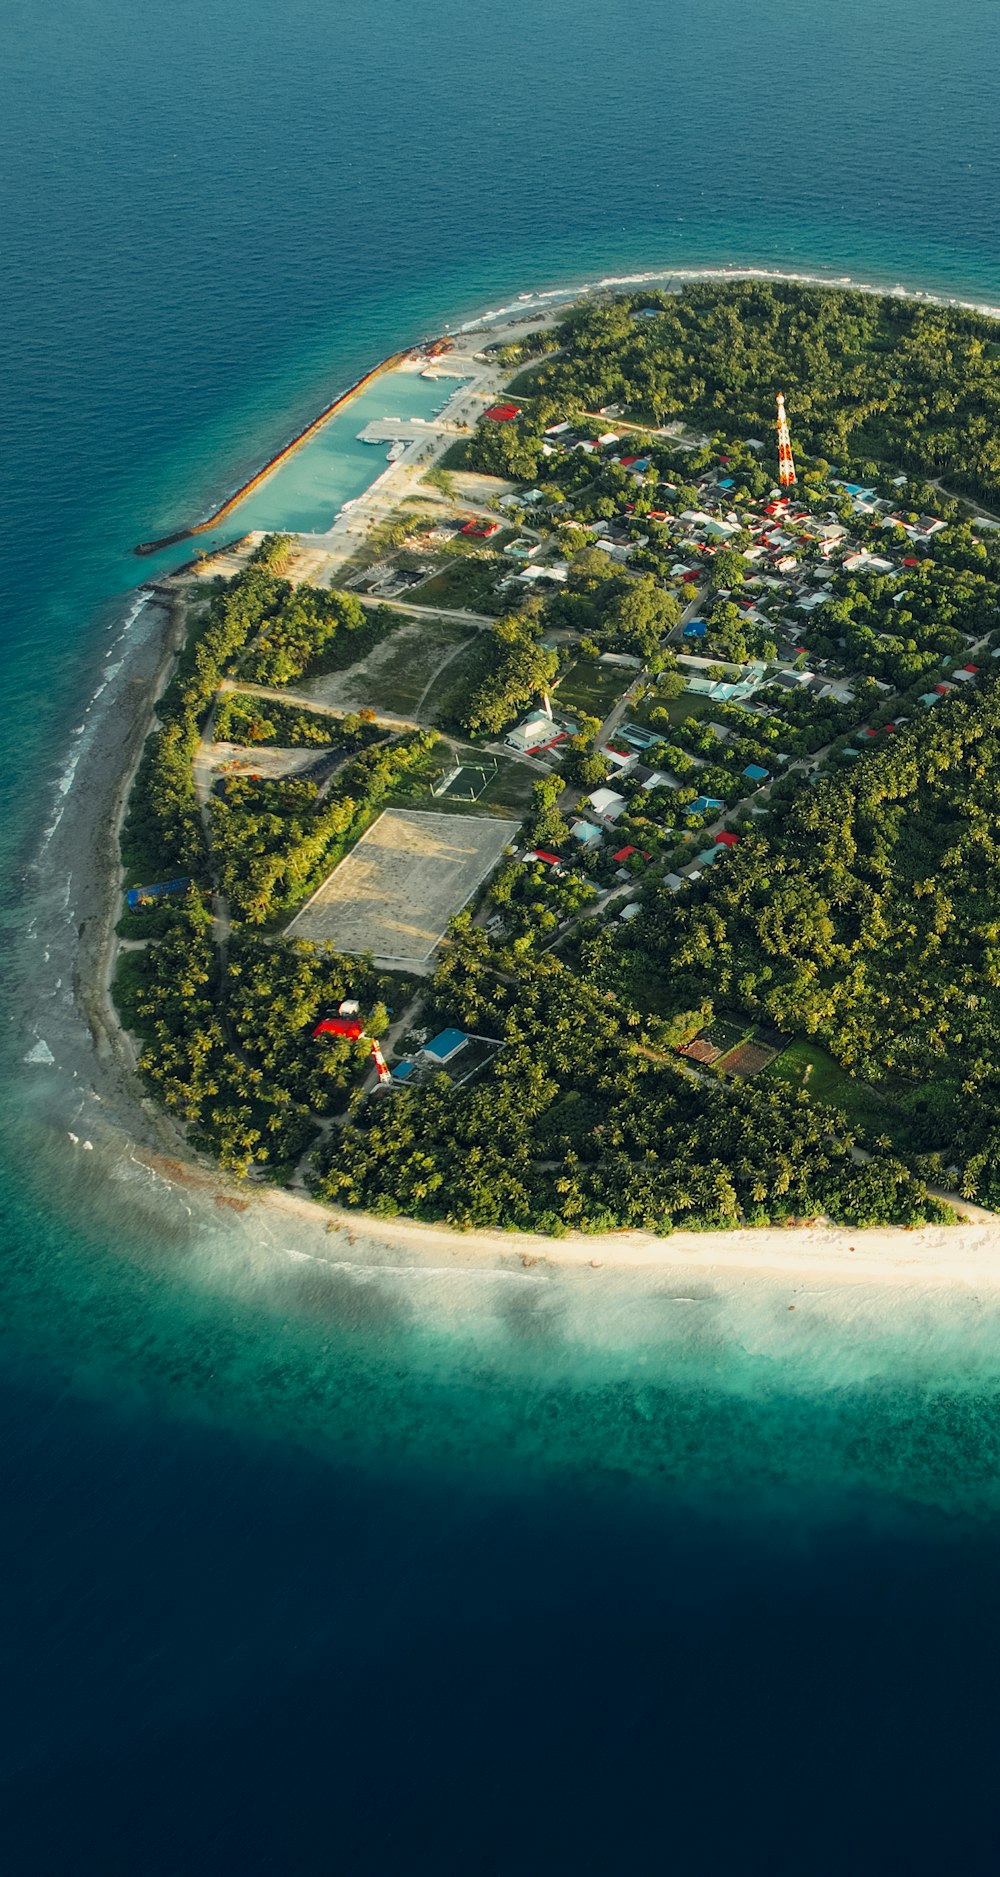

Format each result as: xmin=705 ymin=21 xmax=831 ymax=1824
xmin=286 ymin=808 xmax=514 ymax=971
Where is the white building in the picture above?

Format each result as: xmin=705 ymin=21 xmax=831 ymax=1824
xmin=506 ymin=711 xmax=555 ymax=753
xmin=586 ymin=787 xmax=627 ymax=826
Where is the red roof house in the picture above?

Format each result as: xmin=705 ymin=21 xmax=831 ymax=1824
xmin=484 ymin=404 xmax=519 ymax=422
xmin=313 ymin=1018 xmax=365 ymax=1041
xmin=714 ymin=831 xmax=740 ymax=848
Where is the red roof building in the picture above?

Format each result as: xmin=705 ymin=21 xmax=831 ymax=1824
xmin=313 ymin=1018 xmax=365 ymax=1041
xmin=714 ymin=831 xmax=740 ymax=848
xmin=484 ymin=404 xmax=519 ymax=422
xmin=613 ymin=846 xmax=651 ymax=862
xmin=460 ymin=519 xmax=500 ymax=538
xmin=529 ymin=850 xmax=562 ymax=866
xmin=903 ymin=556 xmax=921 ymax=568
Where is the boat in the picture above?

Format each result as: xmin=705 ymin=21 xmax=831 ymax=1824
xmin=386 ymin=441 xmax=407 ymax=462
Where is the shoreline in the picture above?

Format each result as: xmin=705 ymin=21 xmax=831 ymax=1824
xmin=70 ymin=263 xmax=1000 ymax=1289
xmin=133 ymin=348 xmax=411 ymax=556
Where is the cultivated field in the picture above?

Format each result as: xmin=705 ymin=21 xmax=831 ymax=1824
xmin=286 ymin=807 xmax=513 ymax=971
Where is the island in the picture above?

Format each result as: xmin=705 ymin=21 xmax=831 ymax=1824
xmin=111 ymin=277 xmax=1000 ymax=1234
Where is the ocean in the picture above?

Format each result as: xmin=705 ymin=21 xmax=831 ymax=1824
xmin=4 ymin=0 xmax=1000 ymax=1867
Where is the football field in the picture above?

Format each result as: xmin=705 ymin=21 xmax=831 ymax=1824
xmin=286 ymin=808 xmax=513 ymax=971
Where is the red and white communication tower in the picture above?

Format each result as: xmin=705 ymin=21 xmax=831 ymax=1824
xmin=776 ymin=392 xmax=797 ymax=488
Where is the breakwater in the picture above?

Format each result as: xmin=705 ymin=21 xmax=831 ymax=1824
xmin=133 ymin=347 xmax=413 ymax=555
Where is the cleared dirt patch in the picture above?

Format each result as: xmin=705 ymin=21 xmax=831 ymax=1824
xmin=286 ymin=807 xmax=514 ymax=971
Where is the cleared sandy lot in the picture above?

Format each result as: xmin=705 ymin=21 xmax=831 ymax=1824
xmin=286 ymin=807 xmax=513 ymax=970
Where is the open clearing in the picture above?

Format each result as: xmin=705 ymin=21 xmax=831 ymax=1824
xmin=286 ymin=807 xmax=514 ymax=971
xmin=299 ymin=617 xmax=474 ymax=717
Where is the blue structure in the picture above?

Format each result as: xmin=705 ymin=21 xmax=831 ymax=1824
xmin=126 ymin=877 xmax=191 ymax=910
xmin=619 ymin=723 xmax=667 ymax=750
xmin=392 ymin=1061 xmax=415 ymax=1083
xmin=423 ymin=1028 xmax=468 ymax=1066
xmin=689 ymin=795 xmax=724 ymax=817
xmin=742 ymin=763 xmax=769 ymax=784
xmin=683 ymin=620 xmax=708 ymax=640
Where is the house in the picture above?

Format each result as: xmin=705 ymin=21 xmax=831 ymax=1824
xmin=683 ymin=619 xmax=708 ymax=640
xmin=586 ymin=787 xmax=627 ymax=826
xmin=526 ymin=849 xmax=562 ymax=868
xmin=484 ymin=404 xmax=520 ymax=422
xmin=516 ymin=563 xmax=568 ymax=585
xmin=506 ymin=538 xmax=541 ymax=560
xmin=460 ymin=519 xmax=500 ymax=539
xmin=392 ymin=1061 xmax=416 ymax=1083
xmin=689 ymin=795 xmax=724 ymax=817
xmin=694 ymin=847 xmax=724 ymax=867
xmin=422 ymin=1028 xmax=468 ymax=1066
xmin=313 ymin=1017 xmax=365 ymax=1041
xmin=843 ymin=552 xmax=894 ymax=574
xmin=714 ymin=831 xmax=740 ymax=848
xmin=571 ymin=819 xmax=603 ymax=846
xmin=664 ymin=872 xmax=686 ymax=892
xmin=742 ymin=763 xmax=769 ymax=784
xmin=613 ymin=845 xmax=651 ymax=863
xmin=619 ymin=902 xmax=642 ymax=922
xmin=600 ymin=745 xmax=636 ymax=773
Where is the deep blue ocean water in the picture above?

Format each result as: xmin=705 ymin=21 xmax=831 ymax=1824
xmin=5 ymin=1 xmax=1000 ymax=1867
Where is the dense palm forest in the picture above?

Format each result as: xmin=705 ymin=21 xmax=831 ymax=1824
xmin=528 ymin=281 xmax=1000 ymax=506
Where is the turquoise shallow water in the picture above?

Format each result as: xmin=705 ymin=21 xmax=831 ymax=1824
xmin=6 ymin=0 xmax=1000 ymax=1865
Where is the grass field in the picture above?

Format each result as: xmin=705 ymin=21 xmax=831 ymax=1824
xmin=555 ymin=657 xmax=631 ymax=721
xmin=406 ymin=745 xmax=535 ymax=820
xmin=302 ymin=617 xmax=476 ymax=718
xmin=765 ymin=1040 xmax=892 ymax=1132
xmin=629 ymin=691 xmax=718 ymax=731
xmin=408 ymin=558 xmax=506 ymax=614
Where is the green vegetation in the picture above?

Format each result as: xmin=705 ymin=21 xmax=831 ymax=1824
xmin=455 ymin=606 xmax=558 ymax=736
xmin=213 ymin=691 xmax=381 ymax=750
xmin=211 ymin=730 xmax=436 ymax=924
xmin=555 ymin=656 xmax=632 ymax=720
xmin=510 ymin=281 xmax=1000 ymax=507
xmin=119 ymin=918 xmax=401 ymax=1177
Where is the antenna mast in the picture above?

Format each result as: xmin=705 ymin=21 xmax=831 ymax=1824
xmin=776 ymin=392 xmax=797 ymax=488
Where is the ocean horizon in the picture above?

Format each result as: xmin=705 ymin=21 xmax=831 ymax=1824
xmin=5 ymin=0 xmax=1000 ymax=1865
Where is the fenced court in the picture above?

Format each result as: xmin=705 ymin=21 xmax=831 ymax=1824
xmin=286 ymin=807 xmax=513 ymax=972
xmin=433 ymin=758 xmax=499 ymax=803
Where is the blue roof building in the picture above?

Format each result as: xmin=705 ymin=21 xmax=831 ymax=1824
xmin=683 ymin=619 xmax=708 ymax=640
xmin=689 ymin=795 xmax=724 ymax=817
xmin=422 ymin=1028 xmax=468 ymax=1066
xmin=126 ymin=876 xmax=191 ymax=910
xmin=742 ymin=763 xmax=769 ymax=784
xmin=392 ymin=1061 xmax=416 ymax=1082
